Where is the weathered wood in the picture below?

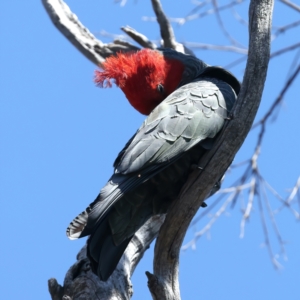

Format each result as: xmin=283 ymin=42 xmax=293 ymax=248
xmin=48 ymin=216 xmax=165 ymax=300
xmin=41 ymin=0 xmax=140 ymax=66
xmin=149 ymin=0 xmax=274 ymax=299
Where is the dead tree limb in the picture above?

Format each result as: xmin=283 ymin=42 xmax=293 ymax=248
xmin=42 ymin=0 xmax=140 ymax=66
xmin=147 ymin=0 xmax=274 ymax=298
xmin=48 ymin=216 xmax=165 ymax=300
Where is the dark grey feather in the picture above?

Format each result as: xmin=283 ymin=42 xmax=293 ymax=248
xmin=67 ymin=69 xmax=240 ymax=281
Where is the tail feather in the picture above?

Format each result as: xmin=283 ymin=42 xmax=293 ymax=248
xmin=66 ymin=210 xmax=89 ymax=240
xmin=87 ymin=216 xmax=132 ymax=281
xmin=66 ymin=178 xmax=124 ymax=240
xmin=66 ymin=162 xmax=174 ymax=241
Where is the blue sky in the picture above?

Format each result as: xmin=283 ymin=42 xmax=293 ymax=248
xmin=1 ymin=0 xmax=300 ymax=299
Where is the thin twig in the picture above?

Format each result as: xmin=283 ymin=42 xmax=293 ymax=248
xmin=185 ymin=0 xmax=210 ymax=16
xmin=270 ymin=43 xmax=300 ymax=59
xmin=143 ymin=0 xmax=246 ymax=25
xmin=150 ymin=0 xmax=179 ymax=50
xmin=42 ymin=0 xmax=140 ymax=66
xmin=211 ymin=0 xmax=245 ymax=47
xmin=279 ymin=0 xmax=300 ymax=13
xmin=286 ymin=177 xmax=300 ymax=204
xmin=240 ymin=177 xmax=256 ymax=238
xmin=286 ymin=48 xmax=300 ymax=79
xmin=183 ymin=0 xmax=246 ymax=24
xmin=273 ymin=20 xmax=300 ymax=37
xmin=97 ymin=29 xmax=129 ymax=41
xmin=218 ymin=182 xmax=253 ymax=193
xmin=261 ymin=181 xmax=287 ymax=259
xmin=262 ymin=176 xmax=300 ymax=218
xmin=231 ymin=8 xmax=248 ymax=26
xmin=183 ymin=42 xmax=247 ymax=53
xmin=225 ymin=43 xmax=300 ymax=69
xmin=121 ymin=26 xmax=157 ymax=49
xmin=230 ymin=159 xmax=251 ymax=168
xmin=252 ymin=63 xmax=300 ymax=130
xmin=224 ymin=55 xmax=247 ymax=69
xmin=182 ymin=192 xmax=235 ymax=251
xmin=257 ymin=185 xmax=282 ymax=269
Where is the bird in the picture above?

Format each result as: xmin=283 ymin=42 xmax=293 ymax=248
xmin=67 ymin=48 xmax=240 ymax=281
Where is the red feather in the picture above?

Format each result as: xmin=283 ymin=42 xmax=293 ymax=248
xmin=95 ymin=49 xmax=184 ymax=115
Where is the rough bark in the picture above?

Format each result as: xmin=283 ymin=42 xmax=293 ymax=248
xmin=148 ymin=0 xmax=274 ymax=298
xmin=41 ymin=0 xmax=140 ymax=66
xmin=48 ymin=216 xmax=165 ymax=300
xmin=43 ymin=0 xmax=274 ymax=299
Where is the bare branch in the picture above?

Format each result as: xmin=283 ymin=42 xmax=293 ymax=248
xmin=287 ymin=48 xmax=300 ymax=78
xmin=225 ymin=43 xmax=300 ymax=69
xmin=148 ymin=0 xmax=273 ymax=298
xmin=231 ymin=8 xmax=249 ymax=27
xmin=287 ymin=177 xmax=300 ymax=204
xmin=182 ymin=192 xmax=236 ymax=251
xmin=219 ymin=182 xmax=253 ymax=193
xmin=121 ymin=26 xmax=158 ymax=49
xmin=190 ymin=192 xmax=230 ymax=226
xmin=279 ymin=0 xmax=300 ymax=13
xmin=273 ymin=20 xmax=300 ymax=37
xmin=150 ymin=0 xmax=179 ymax=50
xmin=97 ymin=29 xmax=129 ymax=41
xmin=252 ymin=63 xmax=300 ymax=130
xmin=48 ymin=216 xmax=165 ymax=300
xmin=257 ymin=188 xmax=282 ymax=269
xmin=240 ymin=178 xmax=256 ymax=238
xmin=183 ymin=42 xmax=248 ymax=54
xmin=273 ymin=177 xmax=300 ymax=218
xmin=261 ymin=183 xmax=287 ymax=259
xmin=212 ymin=0 xmax=245 ymax=47
xmin=113 ymin=39 xmax=141 ymax=50
xmin=270 ymin=43 xmax=300 ymax=59
xmin=224 ymin=56 xmax=247 ymax=69
xmin=186 ymin=0 xmax=210 ymax=16
xmin=149 ymin=0 xmax=190 ymax=54
xmin=42 ymin=0 xmax=140 ymax=66
xmin=144 ymin=0 xmax=246 ymax=25
xmin=261 ymin=178 xmax=286 ymax=203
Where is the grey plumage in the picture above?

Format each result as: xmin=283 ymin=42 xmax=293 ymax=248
xmin=67 ymin=59 xmax=239 ymax=281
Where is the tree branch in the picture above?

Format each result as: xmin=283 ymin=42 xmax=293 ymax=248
xmin=147 ymin=0 xmax=274 ymax=298
xmin=144 ymin=0 xmax=246 ymax=25
xmin=183 ymin=42 xmax=248 ymax=54
xmin=48 ymin=216 xmax=165 ymax=300
xmin=150 ymin=0 xmax=177 ymax=49
xmin=121 ymin=26 xmax=157 ymax=49
xmin=212 ymin=0 xmax=245 ymax=47
xmin=150 ymin=0 xmax=188 ymax=53
xmin=279 ymin=0 xmax=300 ymax=13
xmin=42 ymin=0 xmax=141 ymax=66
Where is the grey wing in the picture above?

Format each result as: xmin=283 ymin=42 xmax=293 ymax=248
xmin=114 ymin=78 xmax=236 ymax=175
xmin=67 ymin=77 xmax=236 ymax=240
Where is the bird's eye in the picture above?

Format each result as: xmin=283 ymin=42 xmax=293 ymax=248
xmin=157 ymin=84 xmax=165 ymax=94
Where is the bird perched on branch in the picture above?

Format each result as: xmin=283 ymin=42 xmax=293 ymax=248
xmin=67 ymin=48 xmax=240 ymax=281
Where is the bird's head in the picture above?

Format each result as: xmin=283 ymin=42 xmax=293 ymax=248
xmin=94 ymin=49 xmax=185 ymax=115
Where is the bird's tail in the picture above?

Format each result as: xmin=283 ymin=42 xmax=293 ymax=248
xmin=87 ymin=215 xmax=133 ymax=280
xmin=66 ymin=176 xmax=133 ymax=280
xmin=66 ymin=176 xmax=124 ymax=240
